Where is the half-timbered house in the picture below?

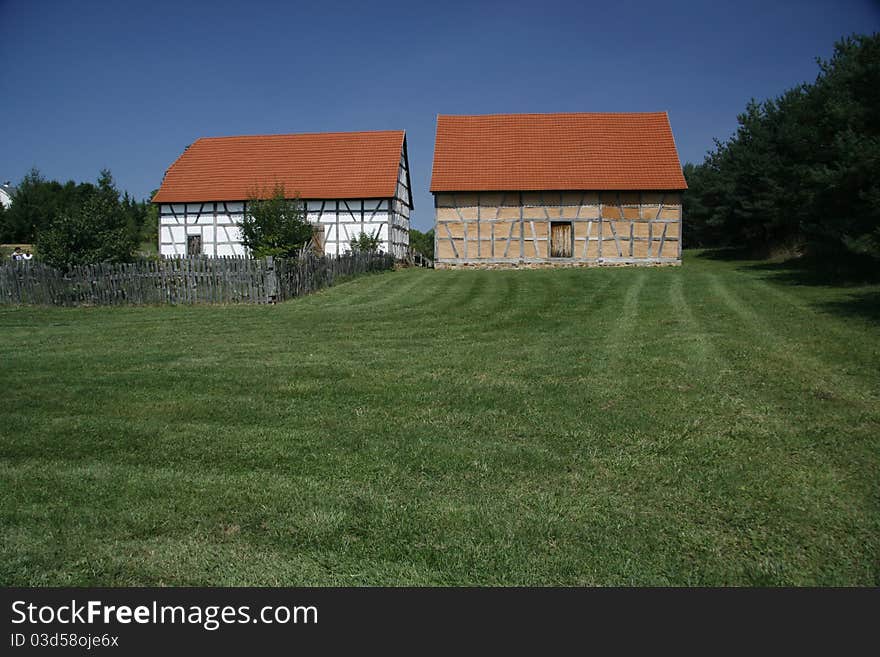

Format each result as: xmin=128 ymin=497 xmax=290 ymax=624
xmin=152 ymin=130 xmax=412 ymax=258
xmin=430 ymin=113 xmax=687 ymax=267
xmin=0 ymin=181 xmax=16 ymax=209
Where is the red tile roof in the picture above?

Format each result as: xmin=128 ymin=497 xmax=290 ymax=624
xmin=153 ymin=130 xmax=405 ymax=203
xmin=430 ymin=113 xmax=687 ymax=192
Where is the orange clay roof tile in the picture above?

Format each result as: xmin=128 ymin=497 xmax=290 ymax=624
xmin=430 ymin=113 xmax=687 ymax=192
xmin=152 ymin=130 xmax=405 ymax=203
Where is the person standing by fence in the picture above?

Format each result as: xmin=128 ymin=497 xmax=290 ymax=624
xmin=10 ymin=247 xmax=23 ymax=261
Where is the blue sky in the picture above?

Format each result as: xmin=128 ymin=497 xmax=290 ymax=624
xmin=2 ymin=0 xmax=878 ymax=229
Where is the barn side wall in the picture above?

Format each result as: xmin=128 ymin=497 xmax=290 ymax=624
xmin=159 ymin=197 xmax=405 ymax=258
xmin=433 ymin=191 xmax=682 ymax=267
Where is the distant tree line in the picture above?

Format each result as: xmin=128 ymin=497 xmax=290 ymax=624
xmin=409 ymin=228 xmax=434 ymax=259
xmin=0 ymin=168 xmax=157 ymax=267
xmin=683 ymin=34 xmax=879 ymax=259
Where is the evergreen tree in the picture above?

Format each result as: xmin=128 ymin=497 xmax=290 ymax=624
xmin=684 ymin=33 xmax=880 ymax=259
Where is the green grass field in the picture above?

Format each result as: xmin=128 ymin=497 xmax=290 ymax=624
xmin=1 ymin=252 xmax=878 ymax=585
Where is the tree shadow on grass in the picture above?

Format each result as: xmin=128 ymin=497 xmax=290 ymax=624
xmin=744 ymin=252 xmax=880 ymax=288
xmin=818 ymin=289 xmax=880 ymax=323
xmin=695 ymin=249 xmax=880 ymax=324
xmin=693 ymin=247 xmax=758 ymax=262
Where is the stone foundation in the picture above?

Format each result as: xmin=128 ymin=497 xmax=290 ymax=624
xmin=434 ymin=259 xmax=682 ymax=270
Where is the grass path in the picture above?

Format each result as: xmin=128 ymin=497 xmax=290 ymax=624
xmin=0 ymin=252 xmax=878 ymax=585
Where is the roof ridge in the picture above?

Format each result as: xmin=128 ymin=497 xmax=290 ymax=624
xmin=437 ymin=112 xmax=669 ymax=119
xmin=196 ymin=130 xmax=405 ymax=142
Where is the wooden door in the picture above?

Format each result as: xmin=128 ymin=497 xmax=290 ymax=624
xmin=310 ymin=225 xmax=325 ymax=255
xmin=550 ymin=222 xmax=572 ymax=258
xmin=187 ymin=234 xmax=202 ymax=256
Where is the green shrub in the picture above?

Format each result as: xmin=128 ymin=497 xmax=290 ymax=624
xmin=239 ymin=185 xmax=312 ymax=258
xmin=349 ymin=231 xmax=382 ymax=253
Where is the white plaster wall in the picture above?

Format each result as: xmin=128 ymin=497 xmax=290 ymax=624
xmin=306 ymin=199 xmax=393 ymax=256
xmin=159 ymin=202 xmax=246 ymax=257
xmin=161 ymin=199 xmax=397 ymax=257
xmin=389 ymin=152 xmax=412 ymax=259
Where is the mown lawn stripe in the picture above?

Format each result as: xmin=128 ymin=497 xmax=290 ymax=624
xmin=0 ymin=253 xmax=877 ymax=585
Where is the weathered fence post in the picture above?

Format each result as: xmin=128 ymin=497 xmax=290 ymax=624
xmin=265 ymin=255 xmax=278 ymax=304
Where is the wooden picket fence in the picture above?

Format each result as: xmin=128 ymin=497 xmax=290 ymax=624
xmin=0 ymin=253 xmax=395 ymax=306
xmin=273 ymin=252 xmax=394 ymax=301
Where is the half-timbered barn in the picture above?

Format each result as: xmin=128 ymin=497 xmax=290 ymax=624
xmin=152 ymin=130 xmax=413 ymax=258
xmin=430 ymin=113 xmax=687 ymax=268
